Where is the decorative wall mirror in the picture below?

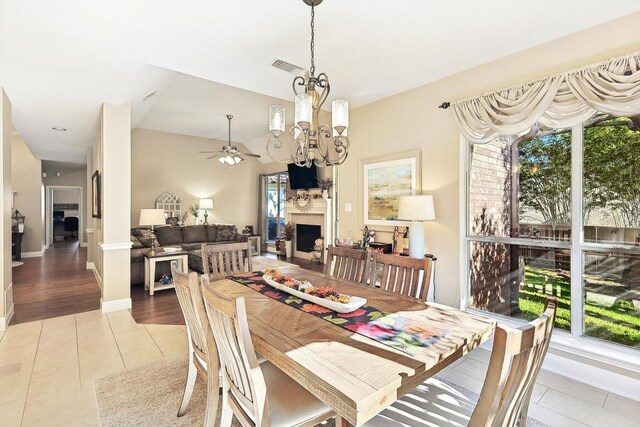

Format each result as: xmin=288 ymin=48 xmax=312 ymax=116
xmin=155 ymin=191 xmax=182 ymax=222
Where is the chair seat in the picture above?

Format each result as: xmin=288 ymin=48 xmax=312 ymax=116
xmin=261 ymin=361 xmax=334 ymax=427
xmin=363 ymin=377 xmax=474 ymax=427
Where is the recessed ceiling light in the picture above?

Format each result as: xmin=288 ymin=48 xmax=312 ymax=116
xmin=52 ymin=126 xmax=67 ymax=131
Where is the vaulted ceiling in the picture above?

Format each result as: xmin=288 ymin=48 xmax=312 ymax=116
xmin=1 ymin=0 xmax=638 ymax=164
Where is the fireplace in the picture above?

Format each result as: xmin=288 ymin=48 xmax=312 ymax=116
xmin=296 ymin=224 xmax=322 ymax=253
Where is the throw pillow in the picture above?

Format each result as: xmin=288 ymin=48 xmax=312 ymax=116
xmin=133 ymin=229 xmax=153 ymax=248
xmin=215 ymin=224 xmax=237 ymax=242
xmin=155 ymin=226 xmax=184 ymax=246
xmin=131 ymin=235 xmax=144 ymax=249
xmin=181 ymin=225 xmax=207 ymax=243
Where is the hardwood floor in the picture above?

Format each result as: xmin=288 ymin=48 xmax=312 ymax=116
xmin=130 ymin=253 xmax=325 ymax=325
xmin=10 ymin=238 xmax=101 ymax=325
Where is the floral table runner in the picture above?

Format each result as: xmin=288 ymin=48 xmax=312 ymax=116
xmin=228 ymin=271 xmax=447 ymax=356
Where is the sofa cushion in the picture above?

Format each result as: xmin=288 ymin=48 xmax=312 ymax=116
xmin=181 ymin=243 xmax=202 ymax=252
xmin=155 ymin=226 xmax=184 ymax=246
xmin=216 ymin=224 xmax=237 ymax=242
xmin=206 ymin=225 xmax=218 ymax=242
xmin=181 ymin=225 xmax=207 ymax=244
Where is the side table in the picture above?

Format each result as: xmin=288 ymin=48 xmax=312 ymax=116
xmin=144 ymin=251 xmax=188 ymax=295
xmin=248 ymin=235 xmax=261 ymax=256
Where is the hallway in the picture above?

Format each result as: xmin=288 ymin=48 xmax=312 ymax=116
xmin=10 ymin=239 xmax=101 ymax=325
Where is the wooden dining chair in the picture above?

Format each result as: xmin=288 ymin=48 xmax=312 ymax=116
xmin=201 ymin=281 xmax=341 ymax=427
xmin=325 ymin=245 xmax=371 ymax=284
xmin=369 ymin=252 xmax=433 ymax=301
xmin=170 ymin=262 xmax=218 ymax=426
xmin=364 ymin=297 xmax=558 ymax=427
xmin=201 ymin=241 xmax=253 ymax=281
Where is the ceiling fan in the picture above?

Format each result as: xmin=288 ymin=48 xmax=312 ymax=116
xmin=200 ymin=114 xmax=260 ymax=165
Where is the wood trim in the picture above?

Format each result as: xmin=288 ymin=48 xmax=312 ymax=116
xmin=100 ymin=297 xmax=132 ymax=313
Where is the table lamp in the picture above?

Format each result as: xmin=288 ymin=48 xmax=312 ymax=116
xmin=199 ymin=198 xmax=214 ymax=224
xmin=139 ymin=208 xmax=166 ymax=256
xmin=397 ymin=195 xmax=436 ymax=259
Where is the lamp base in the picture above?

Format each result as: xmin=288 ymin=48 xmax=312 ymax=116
xmin=203 ymin=211 xmax=209 ymax=225
xmin=408 ymin=221 xmax=424 ymax=259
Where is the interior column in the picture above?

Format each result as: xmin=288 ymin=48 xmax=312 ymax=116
xmin=99 ymin=103 xmax=132 ymax=313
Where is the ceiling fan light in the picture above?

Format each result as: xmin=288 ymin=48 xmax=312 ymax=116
xmin=234 ymin=156 xmax=243 ymax=164
xmin=218 ymin=156 xmax=226 ymax=164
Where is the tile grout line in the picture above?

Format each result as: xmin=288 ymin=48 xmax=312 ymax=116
xmin=105 ymin=313 xmax=129 ymax=371
xmin=20 ymin=320 xmax=44 ymax=427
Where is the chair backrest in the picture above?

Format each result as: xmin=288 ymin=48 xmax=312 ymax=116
xmin=470 ymin=297 xmax=558 ymax=427
xmin=64 ymin=216 xmax=79 ymax=231
xmin=325 ymin=245 xmax=371 ymax=284
xmin=170 ymin=261 xmax=211 ymax=362
xmin=201 ymin=279 xmax=270 ymax=425
xmin=201 ymin=241 xmax=253 ymax=280
xmin=370 ymin=252 xmax=432 ymax=300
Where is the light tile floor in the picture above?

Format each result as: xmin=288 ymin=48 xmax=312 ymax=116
xmin=0 ymin=309 xmax=638 ymax=426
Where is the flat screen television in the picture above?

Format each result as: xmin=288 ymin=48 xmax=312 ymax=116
xmin=287 ymin=163 xmax=319 ymax=190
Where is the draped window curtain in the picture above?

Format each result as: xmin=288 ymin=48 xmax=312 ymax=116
xmin=452 ymin=52 xmax=640 ymax=143
xmin=257 ymin=174 xmax=267 ymax=251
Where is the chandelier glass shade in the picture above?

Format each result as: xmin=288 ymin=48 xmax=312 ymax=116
xmin=267 ymin=0 xmax=350 ymax=167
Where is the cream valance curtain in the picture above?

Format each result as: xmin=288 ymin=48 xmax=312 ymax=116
xmin=452 ymin=52 xmax=640 ymax=143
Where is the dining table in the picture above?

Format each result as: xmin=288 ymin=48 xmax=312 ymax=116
xmin=209 ymin=264 xmax=496 ymax=426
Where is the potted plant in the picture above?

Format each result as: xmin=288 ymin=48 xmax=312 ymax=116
xmin=282 ymin=222 xmax=295 ymax=258
xmin=317 ymin=177 xmax=333 ymax=199
xmin=189 ymin=203 xmax=200 ymax=224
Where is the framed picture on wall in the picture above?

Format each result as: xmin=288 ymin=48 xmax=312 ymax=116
xmin=91 ymin=170 xmax=101 ymax=218
xmin=360 ymin=150 xmax=421 ymax=227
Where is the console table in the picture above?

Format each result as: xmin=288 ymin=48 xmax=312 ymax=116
xmin=12 ymin=231 xmax=24 ymax=261
xmin=144 ymin=251 xmax=188 ymax=295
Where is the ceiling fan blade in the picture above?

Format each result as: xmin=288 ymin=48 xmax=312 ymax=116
xmin=205 ymin=155 xmax=219 ymax=160
xmin=199 ymin=151 xmax=217 ymax=153
xmin=242 ymin=153 xmax=261 ymax=158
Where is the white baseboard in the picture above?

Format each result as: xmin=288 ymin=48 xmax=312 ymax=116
xmin=88 ymin=263 xmax=102 ymax=290
xmin=80 ymin=242 xmax=87 ymax=247
xmin=0 ymin=316 xmax=6 ymax=331
xmin=4 ymin=303 xmax=14 ymax=328
xmin=100 ymin=297 xmax=132 ymax=313
xmin=21 ymin=249 xmax=45 ymax=258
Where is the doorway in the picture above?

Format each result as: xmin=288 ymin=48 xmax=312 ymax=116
xmin=46 ymin=186 xmax=83 ymax=249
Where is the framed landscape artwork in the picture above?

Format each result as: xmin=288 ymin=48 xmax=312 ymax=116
xmin=91 ymin=170 xmax=101 ymax=218
xmin=360 ymin=150 xmax=421 ymax=227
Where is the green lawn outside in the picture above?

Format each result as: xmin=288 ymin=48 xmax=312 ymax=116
xmin=519 ymin=266 xmax=640 ymax=348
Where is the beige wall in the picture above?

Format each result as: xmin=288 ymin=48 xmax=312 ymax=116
xmin=131 ymin=128 xmax=263 ymax=230
xmin=338 ymin=13 xmax=640 ymax=307
xmin=44 ymin=168 xmax=87 ymax=244
xmin=1 ymin=89 xmax=13 ymax=327
xmin=11 ymin=134 xmax=43 ymax=254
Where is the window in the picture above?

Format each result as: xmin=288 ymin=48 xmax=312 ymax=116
xmin=265 ymin=172 xmax=288 ymax=243
xmin=466 ymin=114 xmax=640 ymax=349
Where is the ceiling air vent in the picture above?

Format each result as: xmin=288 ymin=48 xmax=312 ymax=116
xmin=271 ymin=59 xmax=304 ymax=75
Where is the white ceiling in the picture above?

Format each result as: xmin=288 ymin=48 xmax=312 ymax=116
xmin=1 ymin=0 xmax=638 ymax=164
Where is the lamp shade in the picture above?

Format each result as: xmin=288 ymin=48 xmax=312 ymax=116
xmin=139 ymin=209 xmax=166 ymax=226
xmin=397 ymin=195 xmax=436 ymax=221
xmin=199 ymin=198 xmax=214 ymax=209
xmin=268 ymin=104 xmax=285 ymax=137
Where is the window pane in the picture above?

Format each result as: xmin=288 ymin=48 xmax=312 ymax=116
xmin=469 ymin=139 xmax=512 ymax=237
xmin=518 ymin=129 xmax=572 ymax=240
xmin=583 ymin=250 xmax=640 ymax=348
xmin=470 ymin=241 xmax=570 ymax=331
xmin=468 ymin=129 xmax=572 ymax=242
xmin=583 ymin=114 xmax=640 ymax=245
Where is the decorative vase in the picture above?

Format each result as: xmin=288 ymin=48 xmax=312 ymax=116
xmin=322 ymin=190 xmax=328 ymax=199
xmin=285 ymin=240 xmax=293 ymax=258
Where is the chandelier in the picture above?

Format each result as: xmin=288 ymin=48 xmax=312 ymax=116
xmin=267 ymin=0 xmax=349 ymax=168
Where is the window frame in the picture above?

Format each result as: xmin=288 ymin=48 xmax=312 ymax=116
xmin=461 ymin=123 xmax=640 ymax=367
xmin=264 ymin=172 xmax=288 ymax=244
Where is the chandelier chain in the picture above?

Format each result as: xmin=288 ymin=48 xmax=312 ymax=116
xmin=310 ymin=4 xmax=315 ymax=76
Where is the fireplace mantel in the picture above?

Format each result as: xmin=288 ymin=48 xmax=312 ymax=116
xmin=286 ymin=197 xmax=333 ymax=261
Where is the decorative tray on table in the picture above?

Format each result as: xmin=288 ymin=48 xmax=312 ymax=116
xmin=263 ymin=268 xmax=367 ymax=314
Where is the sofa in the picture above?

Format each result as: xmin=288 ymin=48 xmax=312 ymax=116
xmin=130 ymin=224 xmax=248 ymax=285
